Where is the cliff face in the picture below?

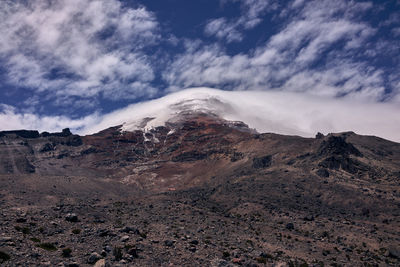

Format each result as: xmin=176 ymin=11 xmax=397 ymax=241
xmin=0 ymin=114 xmax=399 ymax=266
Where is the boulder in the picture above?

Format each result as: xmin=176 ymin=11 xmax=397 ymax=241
xmin=65 ymin=213 xmax=78 ymax=222
xmin=87 ymin=252 xmax=102 ymax=264
xmin=285 ymin=223 xmax=294 ymax=230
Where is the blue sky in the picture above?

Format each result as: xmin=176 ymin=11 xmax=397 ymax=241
xmin=0 ymin=0 xmax=399 ymax=133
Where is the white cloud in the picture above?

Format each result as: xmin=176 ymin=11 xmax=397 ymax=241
xmin=167 ymin=0 xmax=389 ymax=102
xmin=205 ymin=0 xmax=272 ymax=42
xmin=204 ymin=18 xmax=243 ymax=43
xmin=0 ymin=0 xmax=159 ymax=107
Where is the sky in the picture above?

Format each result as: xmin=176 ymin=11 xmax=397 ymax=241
xmin=0 ymin=0 xmax=399 ymax=139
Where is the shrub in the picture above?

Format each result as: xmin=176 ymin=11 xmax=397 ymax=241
xmin=37 ymin=243 xmax=57 ymax=251
xmin=72 ymin=228 xmax=81 ymax=234
xmin=113 ymin=246 xmax=123 ymax=261
xmin=15 ymin=226 xmax=30 ymax=235
xmin=0 ymin=251 xmax=11 ymax=263
xmin=256 ymin=257 xmax=267 ymax=263
xmin=62 ymin=248 xmax=72 ymax=257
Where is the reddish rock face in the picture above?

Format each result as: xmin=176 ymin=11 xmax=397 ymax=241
xmin=1 ymin=114 xmax=399 ymax=192
xmin=0 ymin=114 xmax=399 ymax=266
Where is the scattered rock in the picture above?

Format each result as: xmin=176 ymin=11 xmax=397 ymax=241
xmin=316 ymin=168 xmax=329 ymax=177
xmin=388 ymin=246 xmax=400 ymax=259
xmin=65 ymin=213 xmax=78 ymax=222
xmin=190 ymin=240 xmax=199 ymax=245
xmin=285 ymin=223 xmax=294 ymax=230
xmin=93 ymin=259 xmax=106 ymax=267
xmin=0 ymin=237 xmax=12 ymax=243
xmin=120 ymin=226 xmax=139 ymax=234
xmin=303 ymin=215 xmax=314 ymax=221
xmin=232 ymin=258 xmax=242 ymax=264
xmin=120 ymin=235 xmax=129 ymax=242
xmin=164 ymin=240 xmax=174 ymax=247
xmin=127 ymin=248 xmax=139 ymax=258
xmin=87 ymin=252 xmax=102 ymax=264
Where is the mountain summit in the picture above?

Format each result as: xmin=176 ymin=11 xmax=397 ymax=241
xmin=83 ymin=88 xmax=400 ymax=143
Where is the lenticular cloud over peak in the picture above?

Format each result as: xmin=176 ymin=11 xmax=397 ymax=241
xmin=83 ymin=87 xmax=400 ymax=142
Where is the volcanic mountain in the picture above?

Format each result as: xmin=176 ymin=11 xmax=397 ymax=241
xmin=0 ymin=94 xmax=399 ymax=266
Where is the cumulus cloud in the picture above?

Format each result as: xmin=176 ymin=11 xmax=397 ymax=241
xmin=205 ymin=0 xmax=273 ymax=42
xmin=166 ymin=0 xmax=396 ymax=102
xmin=0 ymin=0 xmax=159 ymax=108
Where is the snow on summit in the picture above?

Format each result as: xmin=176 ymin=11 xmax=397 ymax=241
xmin=83 ymin=88 xmax=400 ymax=142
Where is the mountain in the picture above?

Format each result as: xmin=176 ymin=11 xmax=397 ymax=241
xmin=83 ymin=88 xmax=400 ymax=143
xmin=0 ymin=108 xmax=400 ymax=266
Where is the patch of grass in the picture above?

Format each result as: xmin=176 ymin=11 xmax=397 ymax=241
xmin=0 ymin=251 xmax=11 ymax=263
xmin=62 ymin=248 xmax=72 ymax=257
xmin=72 ymin=228 xmax=81 ymax=234
xmin=37 ymin=243 xmax=57 ymax=251
xmin=30 ymin=237 xmax=41 ymax=243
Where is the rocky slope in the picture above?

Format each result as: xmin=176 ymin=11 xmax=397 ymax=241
xmin=0 ymin=113 xmax=399 ymax=266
